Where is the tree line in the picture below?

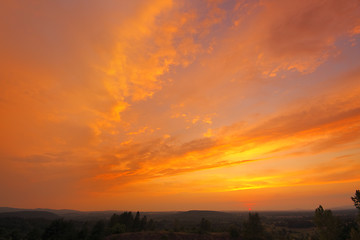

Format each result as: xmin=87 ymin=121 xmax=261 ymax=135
xmin=0 ymin=190 xmax=359 ymax=239
xmin=312 ymin=190 xmax=360 ymax=240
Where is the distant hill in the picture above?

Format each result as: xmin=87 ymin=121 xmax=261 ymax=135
xmin=34 ymin=208 xmax=84 ymax=217
xmin=0 ymin=207 xmax=25 ymax=213
xmin=0 ymin=211 xmax=59 ymax=219
xmin=0 ymin=207 xmax=125 ymax=220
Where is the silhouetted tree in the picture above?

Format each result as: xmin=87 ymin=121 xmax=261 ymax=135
xmin=314 ymin=205 xmax=341 ymax=240
xmin=351 ymin=190 xmax=360 ymax=240
xmin=140 ymin=215 xmax=147 ymax=231
xmin=77 ymin=222 xmax=89 ymax=240
xmin=199 ymin=218 xmax=211 ymax=233
xmin=42 ymin=219 xmax=76 ymax=240
xmin=109 ymin=214 xmax=120 ymax=228
xmin=133 ymin=211 xmax=141 ymax=231
xmin=242 ymin=212 xmax=265 ymax=240
xmin=89 ymin=220 xmax=105 ymax=240
xmin=352 ymin=190 xmax=360 ymax=210
xmin=111 ymin=223 xmax=126 ymax=234
xmin=120 ymin=212 xmax=134 ymax=231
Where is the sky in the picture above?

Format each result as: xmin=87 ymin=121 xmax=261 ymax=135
xmin=0 ymin=0 xmax=360 ymax=211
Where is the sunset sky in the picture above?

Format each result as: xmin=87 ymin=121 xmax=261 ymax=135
xmin=1 ymin=0 xmax=360 ymax=211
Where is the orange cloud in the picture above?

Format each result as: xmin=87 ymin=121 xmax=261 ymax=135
xmin=0 ymin=0 xmax=360 ymax=211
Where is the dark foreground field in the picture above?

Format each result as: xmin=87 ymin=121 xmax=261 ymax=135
xmin=106 ymin=232 xmax=231 ymax=240
xmin=0 ymin=207 xmax=359 ymax=240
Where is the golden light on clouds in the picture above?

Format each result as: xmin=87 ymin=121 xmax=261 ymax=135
xmin=0 ymin=0 xmax=360 ymax=211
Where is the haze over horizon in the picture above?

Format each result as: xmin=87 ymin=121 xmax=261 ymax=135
xmin=1 ymin=0 xmax=360 ymax=212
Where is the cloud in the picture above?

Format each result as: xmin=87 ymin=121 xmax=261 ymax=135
xmin=0 ymin=0 xmax=360 ymax=210
xmin=241 ymin=0 xmax=360 ymax=74
xmin=97 ymin=65 xmax=360 ymax=194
